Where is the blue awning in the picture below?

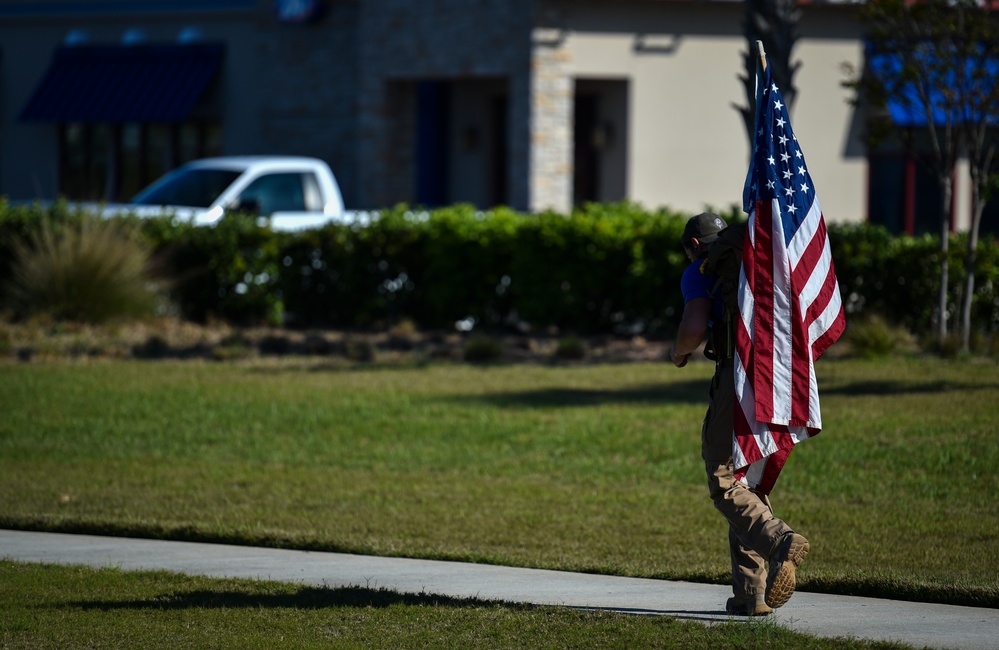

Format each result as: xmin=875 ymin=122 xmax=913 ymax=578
xmin=20 ymin=43 xmax=224 ymax=123
xmin=867 ymin=46 xmax=999 ymax=128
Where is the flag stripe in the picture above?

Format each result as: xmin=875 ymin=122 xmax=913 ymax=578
xmin=751 ymin=200 xmax=776 ymax=423
xmin=790 ymin=273 xmax=811 ymax=426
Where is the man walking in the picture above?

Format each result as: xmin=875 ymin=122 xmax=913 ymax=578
xmin=669 ymin=211 xmax=809 ymax=616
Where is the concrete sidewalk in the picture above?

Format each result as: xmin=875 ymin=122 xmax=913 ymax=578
xmin=2 ymin=529 xmax=995 ymax=650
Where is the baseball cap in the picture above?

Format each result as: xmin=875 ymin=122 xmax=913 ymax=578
xmin=681 ymin=212 xmax=727 ymax=247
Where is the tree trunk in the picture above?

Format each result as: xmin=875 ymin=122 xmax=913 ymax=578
xmin=936 ymin=180 xmax=951 ymax=344
xmin=960 ymin=179 xmax=985 ymax=353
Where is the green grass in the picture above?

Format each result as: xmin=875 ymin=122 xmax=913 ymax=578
xmin=1 ymin=357 xmax=997 ymax=612
xmin=0 ymin=562 xmax=913 ymax=649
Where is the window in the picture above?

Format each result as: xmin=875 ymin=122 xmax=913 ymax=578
xmin=58 ymin=121 xmax=222 ymax=202
xmin=132 ymin=167 xmax=241 ymax=208
xmin=869 ymin=152 xmax=949 ymax=236
xmin=236 ymin=173 xmax=321 ymax=215
xmin=867 ymin=125 xmax=952 ymax=236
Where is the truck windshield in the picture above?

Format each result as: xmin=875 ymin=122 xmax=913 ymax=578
xmin=131 ymin=168 xmax=242 ymax=208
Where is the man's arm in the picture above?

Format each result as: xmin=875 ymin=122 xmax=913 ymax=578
xmin=670 ymin=297 xmax=711 ymax=368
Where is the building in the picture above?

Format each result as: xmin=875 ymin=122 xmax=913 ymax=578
xmin=0 ymin=0 xmax=994 ymax=235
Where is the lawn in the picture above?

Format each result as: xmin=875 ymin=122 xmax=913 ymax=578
xmin=1 ymin=354 xmax=997 ymax=613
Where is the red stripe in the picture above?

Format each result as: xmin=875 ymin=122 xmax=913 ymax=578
xmin=770 ymin=422 xmax=794 ymax=453
xmin=789 ymin=275 xmax=811 ymax=427
xmin=814 ymin=303 xmax=847 ymax=360
xmin=752 ymin=200 xmax=776 ymax=421
xmin=754 ymin=446 xmax=791 ymax=496
xmin=804 ymin=263 xmax=840 ymax=333
xmin=791 ymin=212 xmax=827 ymax=290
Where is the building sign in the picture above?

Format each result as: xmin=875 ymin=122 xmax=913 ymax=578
xmin=273 ymin=0 xmax=326 ymax=24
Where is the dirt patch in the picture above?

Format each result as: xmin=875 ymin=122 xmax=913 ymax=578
xmin=0 ymin=317 xmax=676 ymax=365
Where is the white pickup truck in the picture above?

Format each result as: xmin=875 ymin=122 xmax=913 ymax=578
xmin=91 ymin=156 xmax=358 ymax=231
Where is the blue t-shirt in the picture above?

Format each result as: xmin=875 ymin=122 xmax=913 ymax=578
xmin=680 ymin=259 xmax=724 ymax=322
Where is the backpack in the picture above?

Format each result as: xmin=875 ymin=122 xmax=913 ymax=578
xmin=700 ymin=222 xmax=747 ymax=315
xmin=699 ymin=222 xmax=747 ymax=360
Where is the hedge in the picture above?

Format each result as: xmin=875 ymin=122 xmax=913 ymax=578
xmin=1 ymin=199 xmax=996 ymax=338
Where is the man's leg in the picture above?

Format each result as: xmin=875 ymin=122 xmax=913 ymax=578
xmin=702 ymin=365 xmax=807 ymax=610
xmin=727 ymin=526 xmax=771 ymax=616
xmin=706 ymin=458 xmax=791 ymax=569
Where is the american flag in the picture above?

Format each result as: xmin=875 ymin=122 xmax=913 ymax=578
xmin=732 ymin=63 xmax=847 ymax=495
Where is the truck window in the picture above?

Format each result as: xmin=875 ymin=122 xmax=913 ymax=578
xmin=237 ymin=172 xmax=319 ymax=214
xmin=302 ymin=173 xmax=323 ymax=212
xmin=132 ymin=168 xmax=242 ymax=208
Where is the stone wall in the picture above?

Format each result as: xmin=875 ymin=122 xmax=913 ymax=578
xmin=356 ymin=0 xmax=538 ymax=210
xmin=254 ymin=1 xmax=361 ymax=207
xmin=529 ymin=29 xmax=573 ymax=213
xmin=250 ymin=0 xmax=577 ymax=213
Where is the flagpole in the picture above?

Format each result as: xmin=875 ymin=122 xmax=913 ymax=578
xmin=752 ymin=41 xmax=768 ymax=134
xmin=746 ymin=40 xmax=770 ymax=202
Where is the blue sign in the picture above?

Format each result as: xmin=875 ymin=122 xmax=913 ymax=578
xmin=273 ymin=0 xmax=326 ymax=24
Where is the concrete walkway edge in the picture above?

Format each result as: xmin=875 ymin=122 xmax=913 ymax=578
xmin=2 ymin=530 xmax=996 ymax=650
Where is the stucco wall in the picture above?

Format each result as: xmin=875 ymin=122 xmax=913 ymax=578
xmin=554 ymin=0 xmax=867 ymax=223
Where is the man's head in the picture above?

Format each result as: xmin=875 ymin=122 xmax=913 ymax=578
xmin=682 ymin=212 xmax=727 ymax=259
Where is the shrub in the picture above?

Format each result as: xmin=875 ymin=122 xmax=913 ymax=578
xmin=553 ymin=335 xmax=588 ymax=360
xmin=845 ymin=313 xmax=913 ymax=359
xmin=344 ymin=338 xmax=376 ymax=362
xmin=463 ymin=335 xmax=504 ymax=362
xmin=143 ymin=215 xmax=283 ymax=326
xmin=4 ymin=216 xmax=158 ymax=323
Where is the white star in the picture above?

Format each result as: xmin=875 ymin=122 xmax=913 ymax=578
xmin=767 ymin=180 xmax=776 ymax=190
xmin=779 ymin=134 xmax=789 ymax=146
xmin=771 ymin=83 xmax=778 ymax=92
xmin=787 ymin=203 xmax=798 ymax=215
xmin=776 ymin=116 xmax=787 ymax=129
xmin=780 ymin=151 xmax=790 ymax=163
xmin=768 ymin=155 xmax=776 ymax=166
xmin=783 ymin=169 xmax=793 ymax=180
xmin=798 ymin=166 xmax=807 ymax=176
xmin=774 ymin=99 xmax=783 ymax=111
xmin=800 ymin=182 xmax=810 ymax=193
xmin=785 ymin=186 xmax=795 ymax=197
xmin=795 ymin=149 xmax=803 ymax=159
xmin=758 ymin=127 xmax=764 ymax=137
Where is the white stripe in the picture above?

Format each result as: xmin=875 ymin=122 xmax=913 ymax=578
xmin=734 ymin=352 xmax=777 ymax=456
xmin=743 ymin=457 xmax=768 ymax=490
xmin=794 ymin=204 xmax=829 ymax=317
xmin=787 ymin=197 xmax=821 ymax=268
xmin=769 ymin=198 xmax=795 ymax=425
xmin=808 ymin=278 xmax=843 ymax=347
xmin=789 ymin=425 xmax=813 ymax=444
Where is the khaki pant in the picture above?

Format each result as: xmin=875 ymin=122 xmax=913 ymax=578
xmin=702 ymin=364 xmax=793 ymax=598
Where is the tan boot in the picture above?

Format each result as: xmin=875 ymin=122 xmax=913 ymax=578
xmin=725 ymin=594 xmax=773 ymax=617
xmin=765 ymin=532 xmax=809 ymax=609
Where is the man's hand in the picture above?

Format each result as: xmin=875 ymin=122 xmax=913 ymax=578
xmin=670 ymin=347 xmax=690 ymax=368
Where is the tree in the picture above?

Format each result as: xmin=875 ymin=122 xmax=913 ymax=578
xmin=947 ymin=4 xmax=999 ymax=352
xmin=852 ymin=0 xmax=999 ymax=351
xmin=735 ymin=0 xmax=802 ymax=151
